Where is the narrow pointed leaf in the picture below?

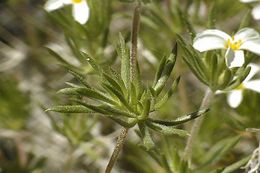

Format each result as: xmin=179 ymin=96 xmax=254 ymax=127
xmin=100 ymin=105 xmax=136 ymax=118
xmin=147 ymin=122 xmax=189 ymax=137
xmin=221 ymin=156 xmax=250 ymax=173
xmin=118 ymin=33 xmax=130 ymax=89
xmin=81 ymin=52 xmax=101 ymax=73
xmin=148 ymin=109 xmax=209 ymax=126
xmin=154 ymin=76 xmax=180 ymax=110
xmin=140 ymin=96 xmax=151 ymax=119
xmin=153 ymin=53 xmax=176 ymax=96
xmin=58 ymin=87 xmax=116 ymax=105
xmin=64 ymin=66 xmax=91 ymax=88
xmin=153 ymin=56 xmax=167 ymax=86
xmin=102 ymin=83 xmax=133 ymax=112
xmin=103 ymin=73 xmax=124 ymax=95
xmin=46 ymin=105 xmax=92 ymax=113
xmin=139 ymin=123 xmax=155 ymax=150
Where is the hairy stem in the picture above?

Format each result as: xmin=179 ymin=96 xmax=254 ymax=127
xmin=105 ymin=127 xmax=129 ymax=173
xmin=105 ymin=3 xmax=141 ymax=173
xmin=183 ymin=88 xmax=214 ymax=163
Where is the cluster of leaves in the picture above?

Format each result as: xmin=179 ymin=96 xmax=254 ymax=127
xmin=47 ymin=32 xmax=208 ymax=150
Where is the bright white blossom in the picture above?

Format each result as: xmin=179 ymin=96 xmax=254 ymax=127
xmin=219 ymin=64 xmax=260 ymax=108
xmin=44 ymin=0 xmax=90 ymax=24
xmin=240 ymin=0 xmax=260 ymax=20
xmin=193 ymin=28 xmax=260 ymax=68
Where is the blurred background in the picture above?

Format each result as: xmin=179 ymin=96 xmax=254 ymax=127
xmin=0 ymin=0 xmax=260 ymax=172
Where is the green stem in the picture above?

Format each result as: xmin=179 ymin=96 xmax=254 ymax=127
xmin=105 ymin=127 xmax=129 ymax=173
xmin=183 ymin=88 xmax=214 ymax=163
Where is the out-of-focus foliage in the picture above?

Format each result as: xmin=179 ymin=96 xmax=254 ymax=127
xmin=0 ymin=77 xmax=29 ymax=130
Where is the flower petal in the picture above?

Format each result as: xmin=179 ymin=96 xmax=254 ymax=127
xmin=245 ymin=63 xmax=260 ymax=81
xmin=252 ymin=4 xmax=260 ymax=20
xmin=225 ymin=49 xmax=245 ymax=68
xmin=234 ymin=28 xmax=259 ymax=41
xmin=215 ymin=90 xmax=225 ymax=94
xmin=193 ymin=29 xmax=230 ymax=52
xmin=72 ymin=1 xmax=90 ymax=24
xmin=240 ymin=37 xmax=260 ymax=55
xmin=44 ymin=0 xmax=71 ymax=11
xmin=227 ymin=90 xmax=243 ymax=108
xmin=244 ymin=80 xmax=260 ymax=93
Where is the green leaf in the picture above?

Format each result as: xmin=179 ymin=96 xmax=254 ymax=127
xmin=177 ymin=7 xmax=196 ymax=39
xmin=221 ymin=156 xmax=250 ymax=173
xmin=148 ymin=109 xmax=209 ymax=126
xmin=107 ymin=68 xmax=127 ymax=95
xmin=153 ymin=55 xmax=167 ymax=86
xmin=239 ymin=10 xmax=251 ymax=30
xmin=207 ymin=1 xmax=217 ymax=28
xmin=140 ymin=95 xmax=151 ymax=120
xmin=64 ymin=32 xmax=86 ymax=63
xmin=102 ymin=83 xmax=134 ymax=112
xmin=238 ymin=66 xmax=251 ymax=82
xmin=162 ymin=138 xmax=181 ymax=173
xmin=147 ymin=122 xmax=189 ymax=137
xmin=135 ymin=60 xmax=142 ymax=97
xmin=209 ymin=53 xmax=219 ymax=89
xmin=100 ymin=105 xmax=136 ymax=118
xmin=110 ymin=116 xmax=134 ymax=128
xmin=200 ymin=136 xmax=241 ymax=168
xmin=73 ymin=100 xmax=111 ymax=115
xmin=138 ymin=123 xmax=155 ymax=151
xmin=224 ymin=66 xmax=251 ymax=90
xmin=102 ymin=73 xmax=124 ymax=95
xmin=46 ymin=47 xmax=69 ymax=65
xmin=64 ymin=66 xmax=91 ymax=88
xmin=153 ymin=53 xmax=176 ymax=96
xmin=46 ymin=105 xmax=92 ymax=113
xmin=65 ymin=82 xmax=81 ymax=88
xmin=118 ymin=33 xmax=130 ymax=89
xmin=217 ymin=69 xmax=232 ymax=90
xmin=177 ymin=35 xmax=208 ymax=85
xmin=81 ymin=52 xmax=101 ymax=73
xmin=58 ymin=87 xmax=117 ymax=105
xmin=179 ymin=160 xmax=189 ymax=173
xmin=154 ymin=76 xmax=180 ymax=110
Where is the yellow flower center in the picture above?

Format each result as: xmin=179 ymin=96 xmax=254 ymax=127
xmin=226 ymin=36 xmax=242 ymax=50
xmin=71 ymin=0 xmax=83 ymax=3
xmin=236 ymin=83 xmax=245 ymax=90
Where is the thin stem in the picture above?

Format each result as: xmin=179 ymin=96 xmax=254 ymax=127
xmin=105 ymin=127 xmax=129 ymax=173
xmin=130 ymin=3 xmax=141 ymax=82
xmin=183 ymin=88 xmax=214 ymax=163
xmin=105 ymin=3 xmax=141 ymax=173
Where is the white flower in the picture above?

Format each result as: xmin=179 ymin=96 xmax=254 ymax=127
xmin=223 ymin=64 xmax=260 ymax=108
xmin=240 ymin=0 xmax=260 ymax=20
xmin=193 ymin=28 xmax=260 ymax=68
xmin=44 ymin=0 xmax=90 ymax=24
